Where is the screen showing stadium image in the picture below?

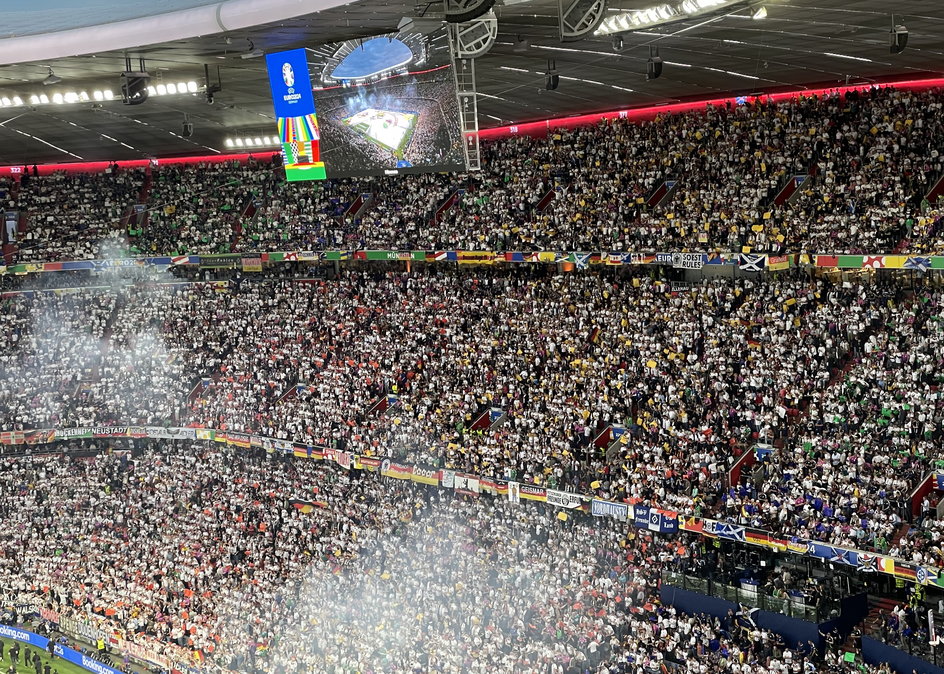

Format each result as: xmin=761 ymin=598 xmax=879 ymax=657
xmin=309 ymin=29 xmax=465 ymax=178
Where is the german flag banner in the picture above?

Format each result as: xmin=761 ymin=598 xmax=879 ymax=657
xmin=411 ymin=466 xmax=441 ymax=486
xmin=289 ymin=499 xmax=328 ymax=514
xmin=355 ymin=456 xmax=382 ymax=472
xmin=519 ymin=484 xmax=547 ymax=502
xmin=226 ymin=432 xmax=252 ymax=449
xmin=24 ymin=429 xmax=55 ymax=445
xmin=894 ymin=561 xmax=918 ymax=581
xmin=381 ymin=460 xmax=413 ymax=480
xmin=744 ymin=528 xmax=787 ymax=552
xmin=479 ymin=477 xmax=508 ymax=496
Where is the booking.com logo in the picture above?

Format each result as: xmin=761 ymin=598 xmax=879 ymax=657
xmin=0 ymin=625 xmax=29 ymax=641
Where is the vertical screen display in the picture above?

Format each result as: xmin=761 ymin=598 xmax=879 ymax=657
xmin=265 ymin=48 xmax=326 ymax=182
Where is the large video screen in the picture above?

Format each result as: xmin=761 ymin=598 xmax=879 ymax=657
xmin=308 ymin=28 xmax=465 ymax=179
xmin=265 ymin=48 xmax=326 ymax=181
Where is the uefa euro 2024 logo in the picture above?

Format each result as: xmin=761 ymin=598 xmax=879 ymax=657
xmin=282 ymin=63 xmax=295 ymax=88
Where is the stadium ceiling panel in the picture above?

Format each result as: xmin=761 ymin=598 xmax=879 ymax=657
xmin=0 ymin=0 xmax=941 ymax=162
xmin=1 ymin=1 xmax=222 ymax=38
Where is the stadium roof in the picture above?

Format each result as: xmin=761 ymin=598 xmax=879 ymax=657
xmin=0 ymin=0 xmax=942 ymax=163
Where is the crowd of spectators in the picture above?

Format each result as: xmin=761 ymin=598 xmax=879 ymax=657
xmin=12 ymin=168 xmax=144 ymax=263
xmin=5 ymin=82 xmax=944 ymax=674
xmin=4 ymin=266 xmax=944 ymax=571
xmin=0 ymin=442 xmax=895 ymax=674
xmin=4 ymin=86 xmax=944 ymax=262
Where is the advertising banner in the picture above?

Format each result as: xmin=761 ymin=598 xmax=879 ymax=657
xmin=0 ymin=624 xmax=46 ymax=648
xmin=591 ymin=499 xmax=629 ymax=520
xmin=54 ymin=643 xmax=124 ymax=674
xmin=519 ymin=484 xmax=547 ymax=502
xmin=546 ymin=489 xmax=583 ymax=509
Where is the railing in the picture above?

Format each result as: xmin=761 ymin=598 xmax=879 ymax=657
xmin=662 ymin=570 xmax=828 ymax=623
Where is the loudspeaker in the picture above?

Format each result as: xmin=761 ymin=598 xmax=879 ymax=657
xmin=890 ymin=25 xmax=908 ymax=54
xmin=120 ymin=71 xmax=150 ymax=106
xmin=647 ymin=57 xmax=663 ymax=80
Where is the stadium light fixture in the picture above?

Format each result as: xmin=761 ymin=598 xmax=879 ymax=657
xmin=0 ymin=84 xmax=166 ymax=109
xmin=597 ymin=0 xmax=740 ymax=34
xmin=224 ymin=136 xmax=280 ymax=148
xmin=752 ymin=5 xmax=767 ymax=19
xmin=0 ymin=97 xmax=9 ymax=106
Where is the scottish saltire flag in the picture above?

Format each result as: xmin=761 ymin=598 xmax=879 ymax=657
xmin=739 ymin=254 xmax=766 ymax=272
xmin=709 ymin=521 xmax=746 ymax=542
xmin=906 ymin=256 xmax=931 ymax=272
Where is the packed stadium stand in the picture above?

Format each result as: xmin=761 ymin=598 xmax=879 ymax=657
xmin=5 ymin=86 xmax=944 ymax=262
xmin=5 ymin=2 xmax=944 ymax=674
